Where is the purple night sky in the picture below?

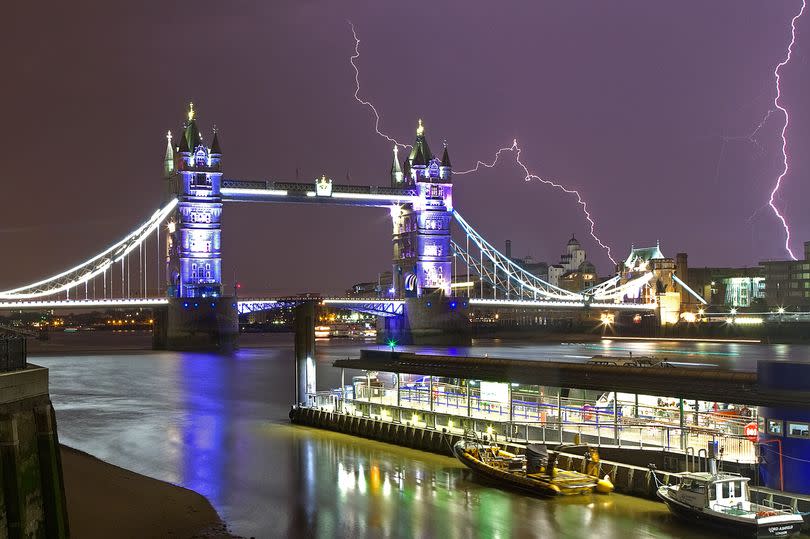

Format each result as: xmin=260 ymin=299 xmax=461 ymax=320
xmin=3 ymin=1 xmax=810 ymax=295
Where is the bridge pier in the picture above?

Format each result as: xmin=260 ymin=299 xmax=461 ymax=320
xmin=152 ymin=297 xmax=238 ymax=351
xmin=378 ymin=296 xmax=471 ymax=346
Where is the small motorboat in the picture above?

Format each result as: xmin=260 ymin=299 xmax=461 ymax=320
xmin=654 ymin=470 xmax=803 ymax=538
xmin=453 ymin=439 xmax=612 ymax=496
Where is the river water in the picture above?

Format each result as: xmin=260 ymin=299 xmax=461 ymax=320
xmin=33 ymin=335 xmax=810 ymax=538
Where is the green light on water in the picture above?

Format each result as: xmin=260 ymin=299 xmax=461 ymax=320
xmin=388 ymin=339 xmax=397 ymax=350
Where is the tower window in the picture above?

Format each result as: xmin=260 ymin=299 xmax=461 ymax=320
xmin=191 ymin=263 xmax=198 ymax=279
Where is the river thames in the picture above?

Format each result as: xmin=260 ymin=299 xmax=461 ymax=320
xmin=34 ymin=334 xmax=810 ymax=538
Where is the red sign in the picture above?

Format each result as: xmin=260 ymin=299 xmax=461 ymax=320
xmin=744 ymin=422 xmax=758 ymax=443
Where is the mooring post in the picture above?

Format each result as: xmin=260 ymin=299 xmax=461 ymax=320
xmin=340 ymin=367 xmax=345 ymax=413
xmin=294 ymin=301 xmax=316 ymax=407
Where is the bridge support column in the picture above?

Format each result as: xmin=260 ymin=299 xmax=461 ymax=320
xmin=294 ymin=302 xmax=316 ymax=407
xmin=153 ymin=297 xmax=238 ymax=351
xmin=378 ymin=296 xmax=471 ymax=346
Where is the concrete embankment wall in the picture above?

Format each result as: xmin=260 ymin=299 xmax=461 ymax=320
xmin=0 ymin=366 xmax=69 ymax=538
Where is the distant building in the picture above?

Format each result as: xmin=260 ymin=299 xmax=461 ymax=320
xmin=760 ymin=241 xmax=810 ymax=308
xmin=549 ymin=235 xmax=594 ymax=288
xmin=504 ymin=240 xmax=549 ymax=281
xmin=502 ymin=236 xmax=596 ymax=291
xmin=347 ymin=271 xmax=393 ymax=298
xmin=683 ymin=261 xmax=765 ymax=309
xmin=559 ymin=260 xmax=598 ymax=293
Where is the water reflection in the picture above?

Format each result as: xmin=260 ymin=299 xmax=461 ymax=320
xmin=180 ymin=354 xmax=228 ymax=509
xmin=33 ymin=335 xmax=810 ymax=538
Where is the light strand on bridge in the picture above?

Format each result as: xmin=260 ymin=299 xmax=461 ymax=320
xmin=0 ymin=199 xmax=177 ymax=300
xmin=767 ymin=0 xmax=806 ymax=261
xmin=348 ymin=21 xmax=411 ymax=150
xmin=455 ymin=140 xmax=616 ymax=265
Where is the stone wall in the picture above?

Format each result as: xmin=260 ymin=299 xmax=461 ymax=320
xmin=0 ymin=366 xmax=69 ymax=538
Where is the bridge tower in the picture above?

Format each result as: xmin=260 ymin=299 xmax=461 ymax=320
xmin=384 ymin=121 xmax=469 ymax=344
xmin=153 ymin=103 xmax=237 ymax=350
xmin=391 ymin=120 xmax=453 ymax=297
xmin=166 ymin=102 xmax=223 ymax=297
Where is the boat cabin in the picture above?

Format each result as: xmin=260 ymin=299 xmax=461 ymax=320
xmin=675 ymin=472 xmax=751 ymax=510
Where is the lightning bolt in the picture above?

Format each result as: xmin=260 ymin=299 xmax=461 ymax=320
xmin=348 ymin=21 xmax=411 ymax=150
xmin=456 ymin=141 xmax=616 ymax=265
xmin=768 ymin=0 xmax=806 ymax=261
xmin=346 ymin=23 xmax=614 ymax=264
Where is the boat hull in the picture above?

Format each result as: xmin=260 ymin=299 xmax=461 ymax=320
xmin=453 ymin=442 xmax=595 ymax=497
xmin=657 ymin=489 xmax=802 ymax=538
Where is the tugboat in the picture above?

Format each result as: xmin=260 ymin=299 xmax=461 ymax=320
xmin=453 ymin=438 xmax=613 ymax=496
xmin=653 ymin=444 xmax=803 ymax=537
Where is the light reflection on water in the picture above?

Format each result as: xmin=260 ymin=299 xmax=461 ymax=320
xmin=33 ymin=335 xmax=810 ymax=538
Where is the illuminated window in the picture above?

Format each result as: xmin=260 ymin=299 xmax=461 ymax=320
xmin=757 ymin=416 xmax=765 ymax=432
xmin=191 ymin=263 xmax=197 ymax=279
xmin=205 ymin=241 xmax=211 ymax=253
xmin=767 ymin=419 xmax=783 ymax=436
xmin=788 ymin=422 xmax=810 ymax=438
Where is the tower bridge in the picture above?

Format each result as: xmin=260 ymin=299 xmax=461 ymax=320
xmin=0 ymin=104 xmax=664 ymax=349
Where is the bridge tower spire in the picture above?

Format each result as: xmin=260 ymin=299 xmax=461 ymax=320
xmin=390 ymin=145 xmax=403 ymax=186
xmin=164 ymin=131 xmax=174 ymax=179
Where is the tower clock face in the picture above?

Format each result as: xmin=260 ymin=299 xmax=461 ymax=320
xmin=428 ymin=160 xmax=440 ymax=178
xmin=195 ymin=148 xmax=207 ymax=167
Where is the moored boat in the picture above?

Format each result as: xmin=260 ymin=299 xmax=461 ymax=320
xmin=654 ymin=470 xmax=803 ymax=538
xmin=453 ymin=439 xmax=609 ymax=496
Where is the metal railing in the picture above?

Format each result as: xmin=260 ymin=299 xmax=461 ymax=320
xmin=304 ymin=380 xmax=757 ymax=463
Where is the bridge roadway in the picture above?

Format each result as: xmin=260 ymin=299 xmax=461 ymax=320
xmin=0 ymin=296 xmax=654 ymax=313
xmin=334 ymin=350 xmax=810 ymax=409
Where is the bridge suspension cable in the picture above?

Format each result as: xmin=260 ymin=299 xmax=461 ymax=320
xmin=451 ymin=211 xmax=583 ymax=301
xmin=589 ymin=272 xmax=654 ymax=302
xmin=0 ymin=199 xmax=177 ymax=300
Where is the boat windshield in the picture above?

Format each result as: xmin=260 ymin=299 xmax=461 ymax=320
xmin=679 ymin=479 xmax=706 ymax=495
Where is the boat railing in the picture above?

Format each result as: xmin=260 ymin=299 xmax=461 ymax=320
xmin=711 ymin=499 xmax=794 ymax=516
xmin=759 ymin=498 xmax=796 ymax=514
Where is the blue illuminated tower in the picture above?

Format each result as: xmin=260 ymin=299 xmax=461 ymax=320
xmin=165 ymin=103 xmax=223 ymax=298
xmin=383 ymin=120 xmax=468 ymax=345
xmin=391 ymin=120 xmax=454 ymax=297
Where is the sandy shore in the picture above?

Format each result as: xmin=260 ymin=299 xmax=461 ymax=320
xmin=61 ymin=445 xmax=240 ymax=538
